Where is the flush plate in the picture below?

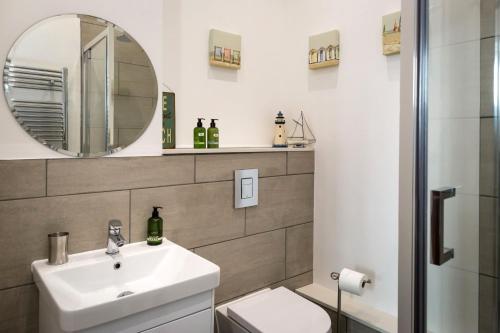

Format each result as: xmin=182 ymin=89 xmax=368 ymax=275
xmin=235 ymin=169 xmax=258 ymax=208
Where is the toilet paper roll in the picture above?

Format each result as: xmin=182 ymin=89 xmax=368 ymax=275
xmin=338 ymin=268 xmax=367 ymax=296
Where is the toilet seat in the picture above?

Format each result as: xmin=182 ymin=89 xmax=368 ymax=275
xmin=226 ymin=287 xmax=331 ymax=333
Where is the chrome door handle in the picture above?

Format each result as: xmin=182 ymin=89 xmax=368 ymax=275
xmin=430 ymin=187 xmax=456 ymax=266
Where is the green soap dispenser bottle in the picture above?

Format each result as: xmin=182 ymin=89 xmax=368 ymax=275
xmin=207 ymin=119 xmax=219 ymax=148
xmin=147 ymin=206 xmax=163 ymax=246
xmin=194 ymin=118 xmax=206 ymax=149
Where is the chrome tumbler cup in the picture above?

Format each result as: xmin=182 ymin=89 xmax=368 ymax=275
xmin=48 ymin=232 xmax=69 ymax=265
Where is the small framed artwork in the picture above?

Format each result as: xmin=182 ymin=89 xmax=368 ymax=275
xmin=232 ymin=50 xmax=241 ymax=65
xmin=223 ymin=48 xmax=232 ymax=63
xmin=382 ymin=11 xmax=401 ymax=55
xmin=214 ymin=46 xmax=223 ymax=61
xmin=209 ymin=29 xmax=241 ymax=69
xmin=309 ymin=30 xmax=340 ymax=69
xmin=162 ymin=92 xmax=175 ymax=149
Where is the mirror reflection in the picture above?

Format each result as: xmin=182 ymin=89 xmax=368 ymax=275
xmin=3 ymin=14 xmax=158 ymax=157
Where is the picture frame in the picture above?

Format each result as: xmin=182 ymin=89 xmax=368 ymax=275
xmin=223 ymin=48 xmax=232 ymax=63
xmin=232 ymin=50 xmax=241 ymax=65
xmin=214 ymin=46 xmax=223 ymax=61
xmin=209 ymin=29 xmax=241 ymax=69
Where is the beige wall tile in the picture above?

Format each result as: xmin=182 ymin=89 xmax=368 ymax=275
xmin=480 ymin=37 xmax=495 ymax=117
xmin=131 ymin=182 xmax=244 ymax=248
xmin=287 ymin=151 xmax=315 ymax=174
xmin=114 ymin=95 xmax=155 ymax=129
xmin=246 ymin=174 xmax=314 ymax=234
xmin=47 ymin=156 xmax=194 ymax=196
xmin=0 ymin=160 xmax=46 ymax=200
xmin=195 ymin=153 xmax=286 ymax=183
xmin=195 ymin=229 xmax=286 ymax=303
xmin=479 ymin=275 xmax=498 ymax=333
xmin=118 ymin=63 xmax=157 ymax=98
xmin=118 ymin=128 xmax=142 ymax=147
xmin=0 ymin=191 xmax=129 ymax=289
xmin=481 ymin=0 xmax=497 ymax=39
xmin=480 ymin=196 xmax=498 ymax=277
xmin=286 ymin=223 xmax=314 ymax=278
xmin=480 ymin=118 xmax=497 ymax=197
xmin=270 ymin=270 xmax=313 ymax=291
xmin=0 ymin=284 xmax=38 ymax=333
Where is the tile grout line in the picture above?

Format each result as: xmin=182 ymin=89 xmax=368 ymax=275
xmin=0 ymin=282 xmax=35 ymax=292
xmin=192 ymin=221 xmax=313 ymax=252
xmin=286 ymin=151 xmax=289 ymax=175
xmin=193 ymin=155 xmax=197 ymax=183
xmin=129 ymin=190 xmax=132 ymax=241
xmin=45 ymin=159 xmax=48 ymax=196
xmin=244 ymin=207 xmax=247 ymax=236
xmin=285 ymin=227 xmax=288 ymax=278
xmin=0 ymin=173 xmax=315 ymax=202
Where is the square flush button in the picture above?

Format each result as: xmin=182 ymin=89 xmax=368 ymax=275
xmin=235 ymin=169 xmax=258 ymax=208
xmin=241 ymin=178 xmax=253 ymax=199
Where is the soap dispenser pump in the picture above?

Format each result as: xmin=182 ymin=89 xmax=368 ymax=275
xmin=194 ymin=118 xmax=206 ymax=149
xmin=207 ymin=119 xmax=219 ymax=148
xmin=147 ymin=206 xmax=163 ymax=246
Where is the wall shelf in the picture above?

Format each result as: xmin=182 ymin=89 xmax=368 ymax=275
xmin=162 ymin=146 xmax=314 ymax=155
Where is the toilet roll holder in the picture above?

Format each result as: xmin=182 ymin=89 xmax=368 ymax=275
xmin=330 ymin=272 xmax=371 ymax=333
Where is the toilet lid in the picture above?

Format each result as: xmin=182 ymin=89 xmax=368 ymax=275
xmin=227 ymin=287 xmax=331 ymax=333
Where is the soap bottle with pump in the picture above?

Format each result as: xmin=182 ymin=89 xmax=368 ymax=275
xmin=193 ymin=118 xmax=206 ymax=149
xmin=207 ymin=119 xmax=219 ymax=148
xmin=147 ymin=206 xmax=163 ymax=246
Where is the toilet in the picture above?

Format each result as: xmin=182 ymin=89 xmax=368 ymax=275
xmin=215 ymin=287 xmax=332 ymax=333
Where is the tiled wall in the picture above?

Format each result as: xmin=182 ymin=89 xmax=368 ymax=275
xmin=479 ymin=1 xmax=500 ymax=331
xmin=0 ymin=151 xmax=314 ymax=332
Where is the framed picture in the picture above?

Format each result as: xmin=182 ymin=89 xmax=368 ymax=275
xmin=308 ymin=30 xmax=340 ymax=69
xmin=209 ymin=29 xmax=241 ymax=69
xmin=214 ymin=46 xmax=223 ymax=61
xmin=232 ymin=50 xmax=241 ymax=65
xmin=223 ymin=48 xmax=232 ymax=63
xmin=382 ymin=11 xmax=401 ymax=55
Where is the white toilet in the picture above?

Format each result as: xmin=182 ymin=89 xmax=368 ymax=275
xmin=215 ymin=287 xmax=332 ymax=333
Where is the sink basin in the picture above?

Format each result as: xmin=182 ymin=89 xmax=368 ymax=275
xmin=32 ymin=239 xmax=220 ymax=332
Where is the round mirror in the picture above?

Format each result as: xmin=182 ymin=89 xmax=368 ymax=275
xmin=3 ymin=14 xmax=158 ymax=157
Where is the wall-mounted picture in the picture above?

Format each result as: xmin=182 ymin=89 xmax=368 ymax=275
xmin=214 ymin=46 xmax=223 ymax=61
xmin=383 ymin=11 xmax=401 ymax=55
xmin=232 ymin=50 xmax=241 ymax=65
xmin=309 ymin=30 xmax=340 ymax=69
xmin=209 ymin=29 xmax=241 ymax=69
xmin=223 ymin=48 xmax=232 ymax=63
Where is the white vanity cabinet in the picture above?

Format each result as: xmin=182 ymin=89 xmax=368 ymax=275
xmin=32 ymin=241 xmax=220 ymax=333
xmin=143 ymin=309 xmax=212 ymax=333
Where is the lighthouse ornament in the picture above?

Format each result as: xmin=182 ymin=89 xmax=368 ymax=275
xmin=272 ymin=111 xmax=288 ymax=147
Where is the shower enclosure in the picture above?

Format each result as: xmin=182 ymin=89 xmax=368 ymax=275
xmin=400 ymin=0 xmax=499 ymax=332
xmin=81 ymin=24 xmax=114 ymax=154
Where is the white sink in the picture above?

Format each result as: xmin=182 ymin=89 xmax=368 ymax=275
xmin=32 ymin=239 xmax=220 ymax=332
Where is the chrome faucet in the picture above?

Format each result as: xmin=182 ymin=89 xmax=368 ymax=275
xmin=106 ymin=220 xmax=127 ymax=255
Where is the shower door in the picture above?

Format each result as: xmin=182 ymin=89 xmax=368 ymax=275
xmin=420 ymin=0 xmax=499 ymax=332
xmin=81 ymin=25 xmax=114 ymax=154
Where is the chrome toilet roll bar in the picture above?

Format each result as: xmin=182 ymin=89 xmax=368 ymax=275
xmin=330 ymin=271 xmax=371 ymax=333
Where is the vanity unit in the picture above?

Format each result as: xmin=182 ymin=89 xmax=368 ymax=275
xmin=31 ymin=240 xmax=220 ymax=333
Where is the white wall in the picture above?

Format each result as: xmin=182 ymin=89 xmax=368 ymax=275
xmin=281 ymin=0 xmax=401 ymax=316
xmin=163 ymin=0 xmax=290 ymax=148
xmin=0 ymin=0 xmax=163 ymax=159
